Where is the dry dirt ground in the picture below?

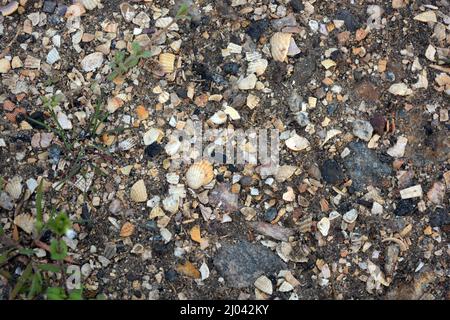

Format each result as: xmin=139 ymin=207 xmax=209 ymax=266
xmin=0 ymin=0 xmax=449 ymax=300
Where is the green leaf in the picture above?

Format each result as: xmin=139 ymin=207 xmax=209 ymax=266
xmin=124 ymin=56 xmax=139 ymax=69
xmin=46 ymin=287 xmax=67 ymax=300
xmin=141 ymin=50 xmax=152 ymax=58
xmin=37 ymin=263 xmax=61 ymax=273
xmin=48 ymin=212 xmax=71 ymax=236
xmin=50 ymin=239 xmax=68 ymax=261
xmin=28 ymin=271 xmax=43 ymax=299
xmin=17 ymin=248 xmax=34 ymax=256
xmin=176 ymin=3 xmax=189 ymax=18
xmin=131 ymin=42 xmax=142 ymax=54
xmin=10 ymin=263 xmax=33 ymax=299
xmin=68 ymin=289 xmax=83 ymax=300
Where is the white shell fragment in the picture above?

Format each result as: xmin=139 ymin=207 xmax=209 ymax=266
xmin=247 ymin=58 xmax=268 ymax=76
xmin=130 ymin=179 xmax=147 ymax=202
xmin=254 ymin=275 xmax=273 ymax=295
xmin=343 ymin=209 xmax=358 ymax=224
xmin=47 ymin=48 xmax=60 ymax=64
xmin=387 ymin=136 xmax=408 ymax=157
xmin=285 ymin=134 xmax=310 ymax=151
xmin=400 ymin=185 xmax=423 ymax=199
xmin=81 ymin=52 xmax=104 ymax=72
xmin=143 ymin=128 xmax=163 ymax=146
xmin=388 ymin=83 xmax=413 ymax=96
xmin=5 ymin=176 xmax=23 ymax=200
xmin=317 ymin=217 xmax=330 ymax=237
xmin=414 ymin=11 xmax=437 ymax=23
xmin=237 ymin=74 xmax=257 ymax=90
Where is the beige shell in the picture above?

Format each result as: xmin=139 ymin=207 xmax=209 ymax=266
xmin=120 ymin=222 xmax=134 ymax=237
xmin=5 ymin=176 xmax=23 ymax=200
xmin=159 ymin=53 xmax=175 ymax=73
xmin=270 ymin=32 xmax=292 ymax=62
xmin=130 ymin=179 xmax=147 ymax=202
xmin=285 ymin=134 xmax=310 ymax=151
xmin=186 ymin=160 xmax=214 ymax=189
xmin=143 ymin=128 xmax=164 ymax=146
xmin=317 ymin=217 xmax=330 ymax=236
xmin=81 ymin=0 xmax=99 ymax=11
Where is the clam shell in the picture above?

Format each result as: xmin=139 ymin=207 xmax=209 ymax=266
xmin=5 ymin=176 xmax=22 ymax=200
xmin=24 ymin=55 xmax=41 ymax=69
xmin=254 ymin=275 xmax=273 ymax=295
xmin=317 ymin=217 xmax=330 ymax=236
xmin=165 ymin=135 xmax=181 ymax=156
xmin=270 ymin=32 xmax=292 ymax=62
xmin=186 ymin=160 xmax=214 ymax=189
xmin=120 ymin=222 xmax=134 ymax=237
xmin=81 ymin=0 xmax=99 ymax=11
xmin=118 ymin=137 xmax=138 ymax=151
xmin=159 ymin=53 xmax=175 ymax=73
xmin=247 ymin=58 xmax=268 ymax=76
xmin=130 ymin=179 xmax=147 ymax=202
xmin=162 ymin=195 xmax=179 ymax=214
xmin=285 ymin=134 xmax=310 ymax=151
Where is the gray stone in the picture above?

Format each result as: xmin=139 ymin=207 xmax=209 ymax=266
xmin=214 ymin=241 xmax=285 ymax=288
xmin=343 ymin=142 xmax=392 ymax=191
xmin=353 ymin=120 xmax=374 ymax=141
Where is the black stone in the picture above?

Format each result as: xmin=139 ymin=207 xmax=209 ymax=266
xmin=320 ymin=159 xmax=344 ymax=185
xmin=336 ymin=10 xmax=361 ymax=32
xmin=429 ymin=208 xmax=449 ymax=228
xmin=264 ymin=207 xmax=278 ymax=222
xmin=42 ymin=1 xmax=57 ymax=13
xmin=246 ymin=19 xmax=269 ymax=42
xmin=293 ymin=54 xmax=317 ymax=84
xmin=28 ymin=111 xmax=47 ymax=129
xmin=223 ymin=62 xmax=240 ymax=75
xmin=290 ymin=0 xmax=304 ymax=13
xmin=394 ymin=199 xmax=417 ymax=216
xmin=144 ymin=143 xmax=163 ymax=158
xmin=164 ymin=269 xmax=177 ymax=282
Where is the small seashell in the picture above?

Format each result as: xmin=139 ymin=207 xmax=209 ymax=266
xmin=279 ymin=281 xmax=294 ymax=292
xmin=165 ymin=135 xmax=181 ymax=156
xmin=162 ymin=195 xmax=179 ymax=214
xmin=224 ymin=106 xmax=240 ymax=120
xmin=237 ymin=73 xmax=257 ymax=90
xmin=270 ymin=32 xmax=292 ymax=62
xmin=414 ymin=11 xmax=437 ymax=23
xmin=120 ymin=222 xmax=134 ymax=237
xmin=209 ymin=111 xmax=227 ymax=125
xmin=5 ymin=176 xmax=23 ymax=200
xmin=81 ymin=0 xmax=99 ymax=11
xmin=107 ymin=96 xmax=124 ymax=113
xmin=72 ymin=172 xmax=94 ymax=192
xmin=24 ymin=56 xmax=41 ymax=69
xmin=46 ymin=48 xmax=60 ymax=65
xmin=119 ymin=2 xmax=136 ymax=22
xmin=388 ymin=83 xmax=412 ymax=96
xmin=130 ymin=179 xmax=147 ymax=202
xmin=131 ymin=243 xmax=144 ymax=254
xmin=57 ymin=112 xmax=72 ymax=130
xmin=159 ymin=53 xmax=175 ymax=73
xmin=246 ymin=94 xmax=260 ymax=109
xmin=343 ymin=209 xmax=358 ymax=224
xmin=254 ymin=275 xmax=273 ymax=295
xmin=65 ymin=3 xmax=86 ymax=18
xmin=118 ymin=137 xmax=138 ymax=151
xmin=155 ymin=17 xmax=178 ymax=31
xmin=247 ymin=58 xmax=268 ymax=76
xmin=186 ymin=160 xmax=214 ymax=189
xmin=285 ymin=134 xmax=310 ymax=151
xmin=400 ymin=185 xmax=423 ymax=199
xmin=14 ymin=214 xmax=35 ymax=234
xmin=321 ymin=59 xmax=336 ymax=69
xmin=80 ymin=52 xmax=104 ymax=72
xmin=317 ymin=217 xmax=330 ymax=236
xmin=143 ymin=128 xmax=164 ymax=146
xmin=199 ymin=262 xmax=210 ymax=281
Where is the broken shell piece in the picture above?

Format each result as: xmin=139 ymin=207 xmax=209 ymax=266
xmin=155 ymin=17 xmax=178 ymax=31
xmin=247 ymin=58 xmax=268 ymax=76
xmin=130 ymin=179 xmax=147 ymax=202
xmin=81 ymin=0 xmax=100 ymax=10
xmin=388 ymin=83 xmax=413 ymax=96
xmin=120 ymin=2 xmax=136 ymax=22
xmin=46 ymin=48 xmax=60 ymax=65
xmin=0 ymin=1 xmax=18 ymax=16
xmin=186 ymin=160 xmax=214 ymax=189
xmin=118 ymin=137 xmax=137 ymax=151
xmin=14 ymin=214 xmax=34 ymax=234
xmin=81 ymin=52 xmax=104 ymax=72
xmin=387 ymin=136 xmax=408 ymax=158
xmin=237 ymin=74 xmax=257 ymax=90
xmin=120 ymin=222 xmax=134 ymax=237
xmin=143 ymin=128 xmax=164 ymax=146
xmin=414 ymin=11 xmax=437 ymax=23
xmin=5 ymin=176 xmax=23 ymax=200
xmin=162 ymin=195 xmax=179 ymax=214
xmin=224 ymin=106 xmax=240 ymax=120
xmin=254 ymin=275 xmax=273 ymax=295
xmin=246 ymin=94 xmax=260 ymax=109
xmin=343 ymin=209 xmax=358 ymax=224
xmin=209 ymin=111 xmax=227 ymax=125
xmin=270 ymin=32 xmax=292 ymax=62
xmin=400 ymin=185 xmax=423 ymax=199
xmin=317 ymin=217 xmax=330 ymax=236
xmin=165 ymin=136 xmax=181 ymax=156
xmin=321 ymin=59 xmax=336 ymax=69
xmin=287 ymin=38 xmax=301 ymax=56
xmin=159 ymin=53 xmax=175 ymax=73
xmin=285 ymin=134 xmax=310 ymax=151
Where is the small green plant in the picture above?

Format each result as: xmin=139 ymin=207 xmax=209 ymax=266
xmin=107 ymin=42 xmax=152 ymax=81
xmin=0 ymin=181 xmax=83 ymax=300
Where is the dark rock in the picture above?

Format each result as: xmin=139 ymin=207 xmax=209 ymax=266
xmin=192 ymin=62 xmax=226 ymax=85
xmin=394 ymin=199 xmax=417 ymax=216
xmin=370 ymin=114 xmax=386 ymax=135
xmin=144 ymin=143 xmax=163 ymax=158
xmin=28 ymin=111 xmax=47 ymax=129
xmin=48 ymin=144 xmax=62 ymax=165
xmin=342 ymin=142 xmax=392 ymax=191
xmin=164 ymin=269 xmax=178 ymax=282
xmin=264 ymin=207 xmax=278 ymax=222
xmin=223 ymin=62 xmax=240 ymax=75
xmin=290 ymin=0 xmax=304 ymax=13
xmin=213 ymin=241 xmax=285 ymax=288
xmin=55 ymin=4 xmax=67 ymax=16
xmin=42 ymin=1 xmax=56 ymax=13
xmin=247 ymin=19 xmax=269 ymax=41
xmin=336 ymin=10 xmax=361 ymax=32
xmin=293 ymin=54 xmax=317 ymax=84
xmin=320 ymin=159 xmax=344 ymax=185
xmin=429 ymin=208 xmax=449 ymax=228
